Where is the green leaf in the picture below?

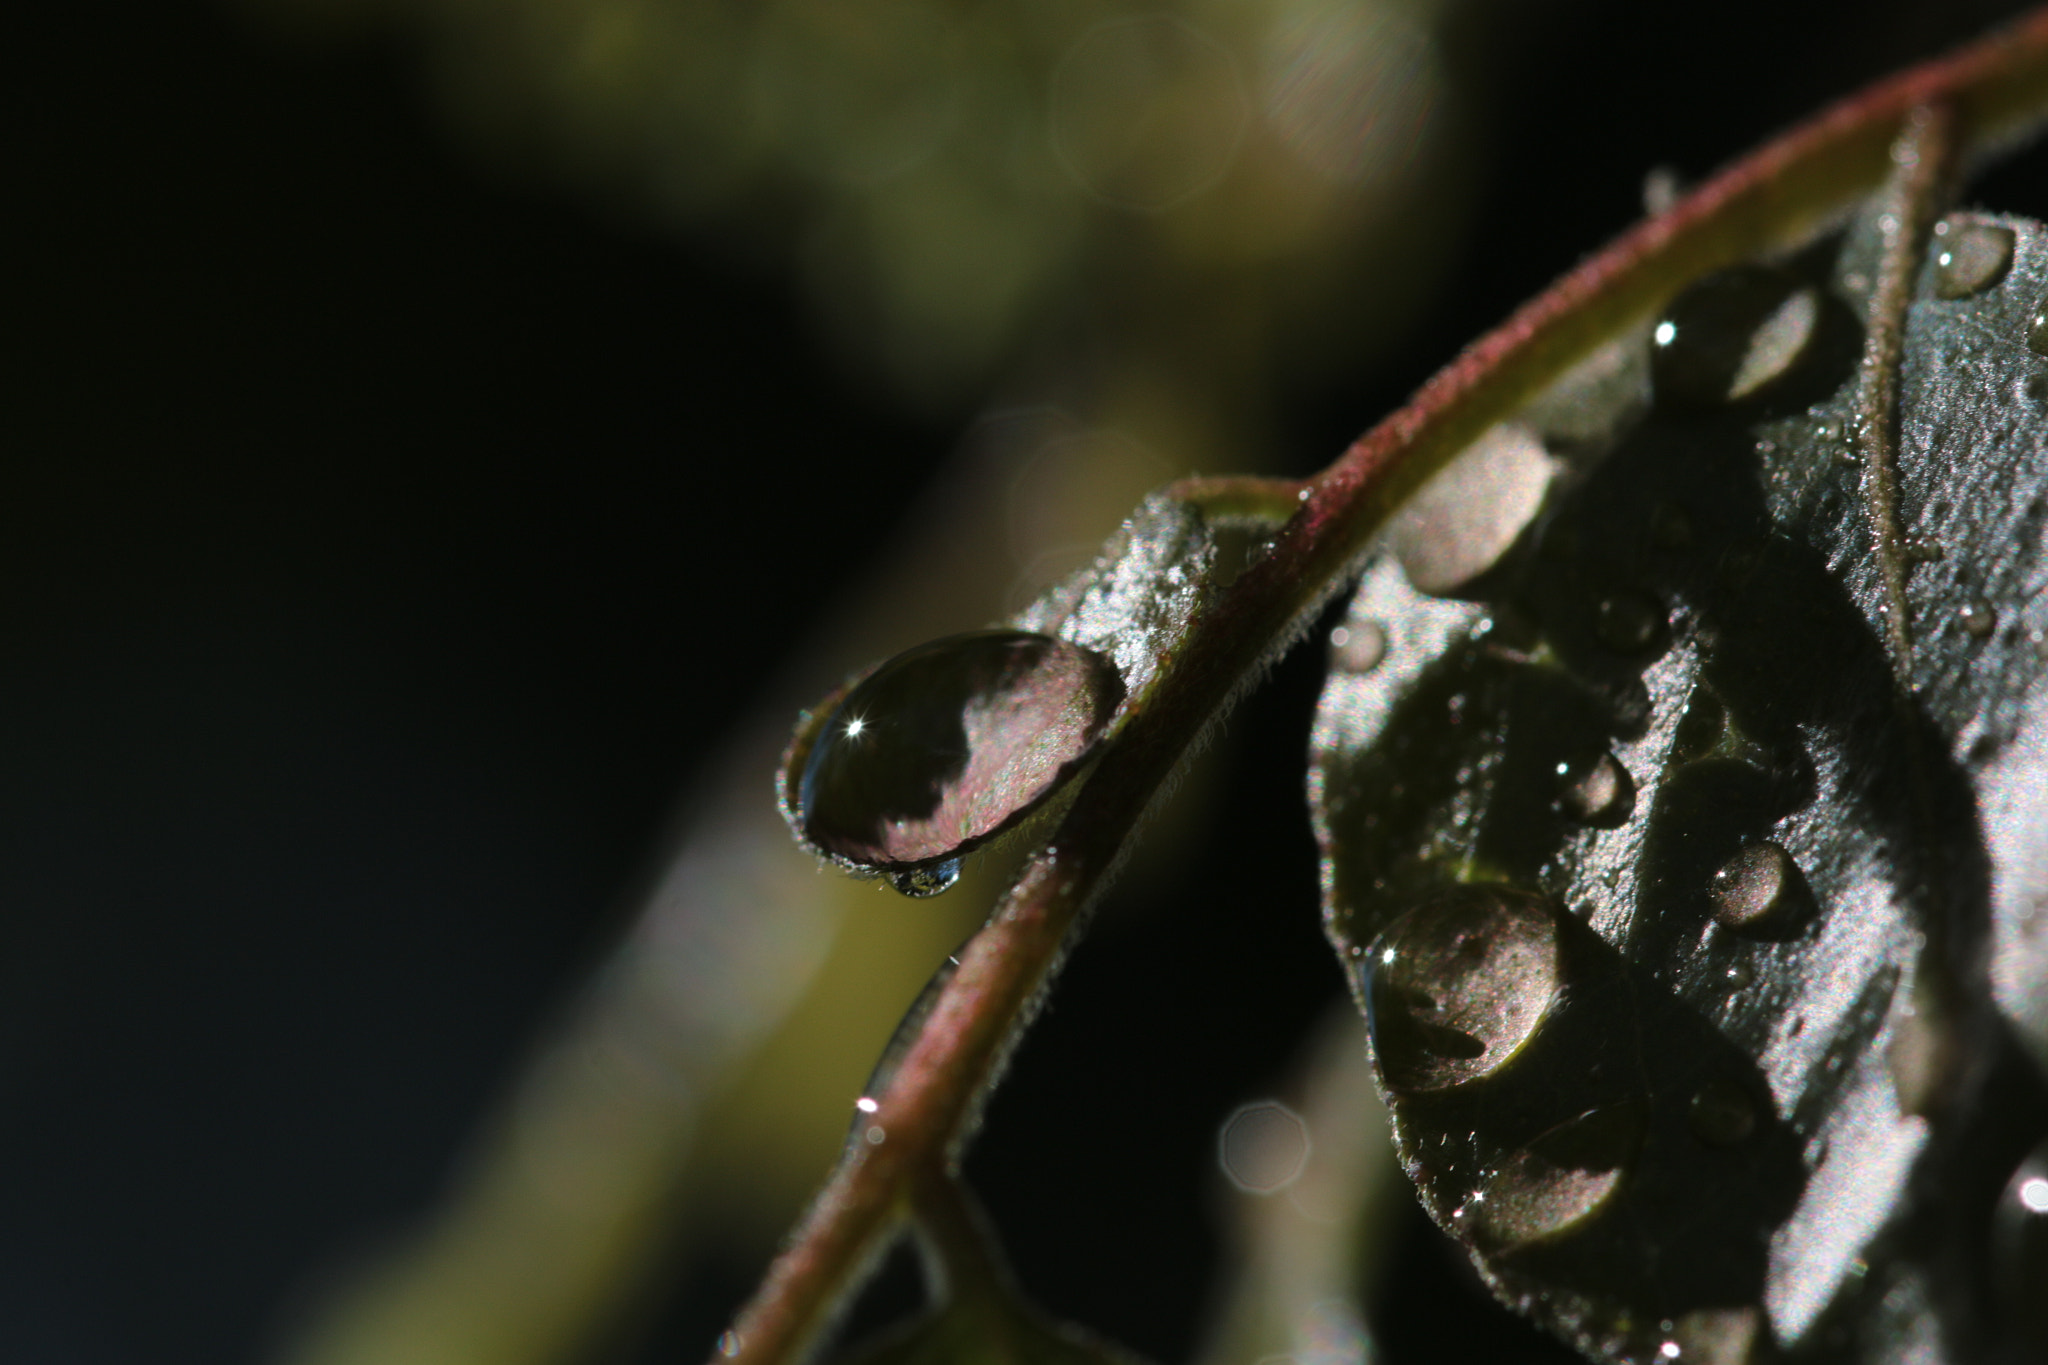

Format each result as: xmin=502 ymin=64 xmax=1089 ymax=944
xmin=1309 ymin=202 xmax=2048 ymax=1362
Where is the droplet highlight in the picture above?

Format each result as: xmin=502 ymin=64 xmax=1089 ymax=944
xmin=1960 ymin=598 xmax=1998 ymax=639
xmin=1365 ymin=885 xmax=1567 ymax=1093
xmin=1709 ymin=840 xmax=1813 ymax=935
xmin=1329 ymin=619 xmax=1387 ymax=674
xmin=2028 ymin=298 xmax=2048 ymax=358
xmin=1652 ymin=266 xmax=1822 ymax=408
xmin=1929 ymin=219 xmax=2015 ymax=299
xmin=1557 ymin=752 xmax=1636 ymax=828
xmin=1687 ymin=1077 xmax=1757 ymax=1146
xmin=1461 ymin=1101 xmax=1644 ymax=1252
xmin=791 ymin=631 xmax=1123 ymax=869
xmin=1595 ymin=591 xmax=1667 ymax=655
xmin=1994 ymin=1141 xmax=2048 ymax=1350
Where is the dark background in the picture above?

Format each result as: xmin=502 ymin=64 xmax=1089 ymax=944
xmin=7 ymin=2 xmax=2047 ymax=1363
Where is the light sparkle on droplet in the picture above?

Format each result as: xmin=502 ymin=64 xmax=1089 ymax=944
xmin=855 ymin=1096 xmax=879 ymax=1113
xmin=2021 ymin=1175 xmax=2048 ymax=1213
xmin=1654 ymin=321 xmax=1677 ymax=346
xmin=841 ymin=716 xmax=866 ymax=740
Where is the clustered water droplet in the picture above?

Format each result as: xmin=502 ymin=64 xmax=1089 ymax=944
xmin=1365 ymin=885 xmax=1567 ymax=1093
xmin=791 ymin=630 xmax=1123 ymax=888
xmin=1709 ymin=840 xmax=1813 ymax=934
xmin=1329 ymin=618 xmax=1388 ymax=674
xmin=1929 ymin=218 xmax=2015 ymax=299
xmin=1460 ymin=1101 xmax=1645 ymax=1252
xmin=1557 ymin=752 xmax=1636 ymax=828
xmin=1651 ymin=265 xmax=1822 ymax=408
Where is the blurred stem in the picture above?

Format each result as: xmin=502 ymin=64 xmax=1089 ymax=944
xmin=908 ymin=1175 xmax=1010 ymax=1313
xmin=719 ymin=10 xmax=2048 ymax=1364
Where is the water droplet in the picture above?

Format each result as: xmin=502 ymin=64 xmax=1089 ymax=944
xmin=1994 ymin=1141 xmax=2048 ymax=1348
xmin=1671 ymin=689 xmax=1726 ymax=764
xmin=1557 ymin=752 xmax=1636 ymax=828
xmin=1904 ymin=533 xmax=1945 ymax=563
xmin=1330 ymin=619 xmax=1387 ymax=673
xmin=1652 ymin=266 xmax=1822 ymax=408
xmin=791 ymin=631 xmax=1123 ymax=870
xmin=1667 ymin=1309 xmax=1764 ymax=1365
xmin=1930 ymin=219 xmax=2015 ymax=298
xmin=2028 ymin=298 xmax=2048 ymax=357
xmin=1960 ymin=598 xmax=1998 ymax=639
xmin=718 ymin=1330 xmax=743 ymax=1358
xmin=1387 ymin=423 xmax=1560 ymax=597
xmin=887 ymin=860 xmax=962 ymax=898
xmin=1687 ymin=1077 xmax=1757 ymax=1146
xmin=1710 ymin=841 xmax=1812 ymax=934
xmin=1365 ymin=885 xmax=1567 ymax=1093
xmin=1461 ymin=1101 xmax=1645 ymax=1252
xmin=1724 ymin=958 xmax=1755 ymax=989
xmin=1596 ymin=592 xmax=1667 ymax=655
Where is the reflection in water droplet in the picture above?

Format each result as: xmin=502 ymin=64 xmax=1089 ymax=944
xmin=1462 ymin=1102 xmax=1644 ymax=1252
xmin=888 ymin=859 xmax=962 ymax=898
xmin=1217 ymin=1099 xmax=1312 ymax=1193
xmin=1960 ymin=598 xmax=1998 ymax=639
xmin=1994 ymin=1141 xmax=2048 ymax=1349
xmin=1557 ymin=752 xmax=1636 ymax=828
xmin=1710 ymin=841 xmax=1812 ymax=934
xmin=1329 ymin=619 xmax=1387 ymax=673
xmin=1365 ymin=886 xmax=1566 ymax=1093
xmin=1930 ymin=219 xmax=2016 ymax=299
xmin=2028 ymin=299 xmax=2048 ymax=358
xmin=1671 ymin=689 xmax=1727 ymax=763
xmin=1387 ymin=423 xmax=1559 ymax=597
xmin=1652 ymin=266 xmax=1822 ymax=407
xmin=1687 ymin=1077 xmax=1757 ymax=1146
xmin=794 ymin=631 xmax=1123 ymax=868
xmin=718 ymin=1330 xmax=743 ymax=1358
xmin=1904 ymin=533 xmax=1945 ymax=564
xmin=1725 ymin=959 xmax=1756 ymax=990
xmin=1596 ymin=591 xmax=1666 ymax=655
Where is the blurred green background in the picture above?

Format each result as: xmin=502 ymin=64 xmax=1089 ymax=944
xmin=6 ymin=1 xmax=2045 ymax=1362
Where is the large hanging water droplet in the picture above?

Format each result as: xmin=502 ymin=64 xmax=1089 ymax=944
xmin=1709 ymin=840 xmax=1814 ymax=935
xmin=1557 ymin=752 xmax=1636 ymax=828
xmin=790 ymin=631 xmax=1123 ymax=872
xmin=1929 ymin=218 xmax=2015 ymax=299
xmin=1365 ymin=886 xmax=1567 ymax=1093
xmin=1459 ymin=1101 xmax=1645 ymax=1253
xmin=1651 ymin=266 xmax=1822 ymax=408
xmin=887 ymin=860 xmax=962 ymax=899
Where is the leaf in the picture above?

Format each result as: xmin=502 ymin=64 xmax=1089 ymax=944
xmin=839 ymin=1295 xmax=1150 ymax=1365
xmin=1309 ymin=202 xmax=2048 ymax=1362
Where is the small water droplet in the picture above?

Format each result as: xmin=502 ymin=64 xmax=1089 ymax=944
xmin=1671 ymin=688 xmax=1727 ymax=763
xmin=1557 ymin=752 xmax=1636 ymax=828
xmin=1687 ymin=1077 xmax=1757 ymax=1146
xmin=2028 ymin=298 xmax=2048 ymax=357
xmin=1596 ymin=592 xmax=1667 ymax=655
xmin=1330 ymin=619 xmax=1387 ymax=674
xmin=1930 ymin=219 xmax=2016 ymax=299
xmin=1652 ymin=266 xmax=1822 ymax=407
xmin=1462 ymin=1101 xmax=1645 ymax=1252
xmin=792 ymin=631 xmax=1123 ymax=870
xmin=1724 ymin=958 xmax=1755 ymax=989
xmin=1995 ymin=1142 xmax=2048 ymax=1349
xmin=1904 ymin=533 xmax=1945 ymax=563
xmin=1365 ymin=886 xmax=1568 ymax=1093
xmin=1709 ymin=840 xmax=1814 ymax=934
xmin=1960 ymin=598 xmax=1998 ymax=639
xmin=718 ymin=1330 xmax=743 ymax=1358
xmin=887 ymin=860 xmax=962 ymax=898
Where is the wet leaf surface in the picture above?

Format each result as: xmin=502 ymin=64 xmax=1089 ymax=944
xmin=1309 ymin=205 xmax=2048 ymax=1362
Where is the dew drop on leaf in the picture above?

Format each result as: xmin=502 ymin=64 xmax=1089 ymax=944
xmin=1651 ymin=266 xmax=1821 ymax=408
xmin=1329 ymin=618 xmax=1387 ymax=673
xmin=887 ymin=860 xmax=962 ymax=898
xmin=2027 ymin=296 xmax=2048 ymax=357
xmin=1708 ymin=841 xmax=1812 ymax=935
xmin=1929 ymin=218 xmax=2015 ymax=299
xmin=1385 ymin=422 xmax=1560 ymax=597
xmin=1557 ymin=751 xmax=1636 ymax=828
xmin=1959 ymin=597 xmax=1998 ymax=639
xmin=1461 ymin=1101 xmax=1645 ymax=1253
xmin=1364 ymin=885 xmax=1566 ymax=1093
xmin=791 ymin=630 xmax=1123 ymax=872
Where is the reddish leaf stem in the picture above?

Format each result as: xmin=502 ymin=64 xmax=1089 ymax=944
xmin=716 ymin=10 xmax=2048 ymax=1363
